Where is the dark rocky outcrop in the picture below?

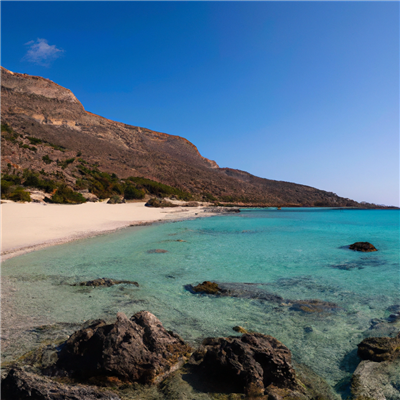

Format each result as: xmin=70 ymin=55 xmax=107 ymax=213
xmin=357 ymin=333 xmax=400 ymax=362
xmin=145 ymin=198 xmax=178 ymax=207
xmin=1 ymin=368 xmax=120 ymax=400
xmin=193 ymin=333 xmax=299 ymax=397
xmin=56 ymin=311 xmax=192 ymax=384
xmin=348 ymin=242 xmax=378 ymax=252
xmin=73 ymin=278 xmax=139 ymax=287
xmin=107 ymin=196 xmax=126 ymax=204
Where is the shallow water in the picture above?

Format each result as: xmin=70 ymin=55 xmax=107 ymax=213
xmin=2 ymin=208 xmax=399 ymax=396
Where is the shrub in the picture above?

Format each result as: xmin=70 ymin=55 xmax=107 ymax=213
xmin=27 ymin=136 xmax=42 ymax=145
xmin=51 ymin=184 xmax=86 ymax=204
xmin=42 ymin=155 xmax=52 ymax=164
xmin=1 ymin=179 xmax=13 ymax=197
xmin=124 ymin=185 xmax=145 ymax=200
xmin=9 ymin=187 xmax=31 ymax=202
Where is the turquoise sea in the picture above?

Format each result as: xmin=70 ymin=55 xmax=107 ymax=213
xmin=2 ymin=208 xmax=399 ymax=396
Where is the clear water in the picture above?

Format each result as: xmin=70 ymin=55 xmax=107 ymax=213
xmin=2 ymin=208 xmax=399 ymax=395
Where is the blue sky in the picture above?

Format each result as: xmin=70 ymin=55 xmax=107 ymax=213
xmin=2 ymin=1 xmax=399 ymax=206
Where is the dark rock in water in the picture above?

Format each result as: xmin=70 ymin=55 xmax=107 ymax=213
xmin=190 ymin=281 xmax=226 ymax=295
xmin=289 ymin=299 xmax=340 ymax=314
xmin=387 ymin=305 xmax=400 ymax=313
xmin=388 ymin=313 xmax=400 ymax=323
xmin=147 ymin=249 xmax=168 ymax=253
xmin=56 ymin=311 xmax=192 ymax=384
xmin=73 ymin=278 xmax=139 ymax=287
xmin=194 ymin=333 xmax=299 ymax=396
xmin=232 ymin=325 xmax=249 ymax=334
xmin=1 ymin=368 xmax=120 ymax=400
xmin=348 ymin=242 xmax=378 ymax=252
xmin=330 ymin=263 xmax=364 ymax=270
xmin=304 ymin=326 xmax=314 ymax=333
xmin=357 ymin=333 xmax=400 ymax=362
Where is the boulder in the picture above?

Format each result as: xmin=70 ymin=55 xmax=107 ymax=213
xmin=194 ymin=333 xmax=299 ymax=396
xmin=289 ymin=299 xmax=340 ymax=314
xmin=107 ymin=196 xmax=125 ymax=204
xmin=348 ymin=242 xmax=378 ymax=252
xmin=357 ymin=333 xmax=400 ymax=362
xmin=78 ymin=190 xmax=99 ymax=202
xmin=73 ymin=278 xmax=139 ymax=287
xmin=1 ymin=368 xmax=120 ymax=400
xmin=56 ymin=311 xmax=192 ymax=384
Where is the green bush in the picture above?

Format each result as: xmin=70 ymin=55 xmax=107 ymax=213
xmin=1 ymin=173 xmax=22 ymax=185
xmin=1 ymin=179 xmax=13 ymax=197
xmin=42 ymin=155 xmax=52 ymax=164
xmin=1 ymin=123 xmax=12 ymax=134
xmin=51 ymin=184 xmax=86 ymax=204
xmin=27 ymin=136 xmax=42 ymax=145
xmin=124 ymin=185 xmax=145 ymax=200
xmin=9 ymin=187 xmax=31 ymax=202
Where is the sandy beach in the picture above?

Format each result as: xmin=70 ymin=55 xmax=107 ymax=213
xmin=1 ymin=201 xmax=214 ymax=261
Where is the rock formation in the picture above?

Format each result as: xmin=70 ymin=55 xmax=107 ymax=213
xmin=348 ymin=242 xmax=378 ymax=252
xmin=56 ymin=311 xmax=192 ymax=384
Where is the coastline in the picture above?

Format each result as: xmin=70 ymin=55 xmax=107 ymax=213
xmin=1 ymin=201 xmax=217 ymax=261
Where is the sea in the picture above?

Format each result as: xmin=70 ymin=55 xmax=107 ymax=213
xmin=2 ymin=208 xmax=399 ymax=397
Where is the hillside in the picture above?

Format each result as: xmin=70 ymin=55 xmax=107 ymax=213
xmin=1 ymin=66 xmax=360 ymax=207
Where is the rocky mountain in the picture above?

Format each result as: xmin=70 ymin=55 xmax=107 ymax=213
xmin=1 ymin=66 xmax=360 ymax=206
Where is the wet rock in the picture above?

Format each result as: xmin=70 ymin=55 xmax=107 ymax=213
xmin=357 ymin=333 xmax=400 ymax=362
xmin=147 ymin=249 xmax=168 ymax=253
xmin=56 ymin=311 xmax=192 ymax=384
xmin=232 ymin=326 xmax=249 ymax=334
xmin=190 ymin=281 xmax=226 ymax=295
xmin=348 ymin=242 xmax=378 ymax=252
xmin=303 ymin=326 xmax=313 ymax=333
xmin=73 ymin=278 xmax=139 ymax=287
xmin=351 ymin=359 xmax=400 ymax=400
xmin=193 ymin=333 xmax=299 ymax=396
xmin=1 ymin=367 xmax=120 ymax=400
xmin=289 ymin=299 xmax=340 ymax=314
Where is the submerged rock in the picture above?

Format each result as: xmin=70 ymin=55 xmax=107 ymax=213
xmin=232 ymin=325 xmax=249 ymax=334
xmin=289 ymin=299 xmax=340 ymax=314
xmin=348 ymin=242 xmax=378 ymax=252
xmin=357 ymin=333 xmax=400 ymax=362
xmin=73 ymin=278 xmax=139 ymax=287
xmin=193 ymin=333 xmax=299 ymax=397
xmin=147 ymin=249 xmax=168 ymax=254
xmin=351 ymin=359 xmax=400 ymax=400
xmin=56 ymin=311 xmax=192 ymax=384
xmin=190 ymin=281 xmax=226 ymax=295
xmin=1 ymin=368 xmax=120 ymax=400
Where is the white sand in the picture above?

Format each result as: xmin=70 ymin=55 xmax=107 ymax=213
xmin=1 ymin=201 xmax=212 ymax=260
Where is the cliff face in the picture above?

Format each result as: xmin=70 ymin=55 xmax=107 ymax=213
xmin=1 ymin=67 xmax=359 ymax=206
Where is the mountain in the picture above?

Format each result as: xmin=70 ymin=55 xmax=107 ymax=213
xmin=1 ymin=66 xmax=360 ymax=207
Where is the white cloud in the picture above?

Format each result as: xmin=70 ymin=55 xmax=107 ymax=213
xmin=23 ymin=38 xmax=64 ymax=66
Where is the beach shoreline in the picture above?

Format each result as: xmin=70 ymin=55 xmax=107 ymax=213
xmin=1 ymin=201 xmax=217 ymax=261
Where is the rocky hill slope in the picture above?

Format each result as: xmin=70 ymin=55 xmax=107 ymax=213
xmin=1 ymin=66 xmax=360 ymax=206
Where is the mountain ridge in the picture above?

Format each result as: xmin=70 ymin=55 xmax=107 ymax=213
xmin=1 ymin=66 xmax=366 ymax=207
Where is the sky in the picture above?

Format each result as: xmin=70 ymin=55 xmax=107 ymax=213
xmin=1 ymin=1 xmax=399 ymax=206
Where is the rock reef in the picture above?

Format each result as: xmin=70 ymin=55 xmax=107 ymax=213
xmin=348 ymin=242 xmax=378 ymax=252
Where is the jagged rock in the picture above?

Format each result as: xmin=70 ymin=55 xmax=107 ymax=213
xmin=107 ymin=196 xmax=125 ymax=204
xmin=349 ymin=242 xmax=378 ymax=252
xmin=73 ymin=278 xmax=139 ymax=287
xmin=1 ymin=367 xmax=120 ymax=400
xmin=194 ymin=333 xmax=299 ymax=396
xmin=357 ymin=333 xmax=400 ymax=362
xmin=351 ymin=359 xmax=400 ymax=400
xmin=56 ymin=311 xmax=192 ymax=384
xmin=78 ymin=190 xmax=99 ymax=202
xmin=147 ymin=249 xmax=168 ymax=253
xmin=145 ymin=198 xmax=178 ymax=207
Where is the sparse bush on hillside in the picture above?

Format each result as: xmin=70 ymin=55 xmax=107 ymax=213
xmin=42 ymin=155 xmax=53 ymax=164
xmin=27 ymin=136 xmax=42 ymax=145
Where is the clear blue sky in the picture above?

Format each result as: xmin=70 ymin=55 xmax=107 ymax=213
xmin=2 ymin=1 xmax=399 ymax=206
